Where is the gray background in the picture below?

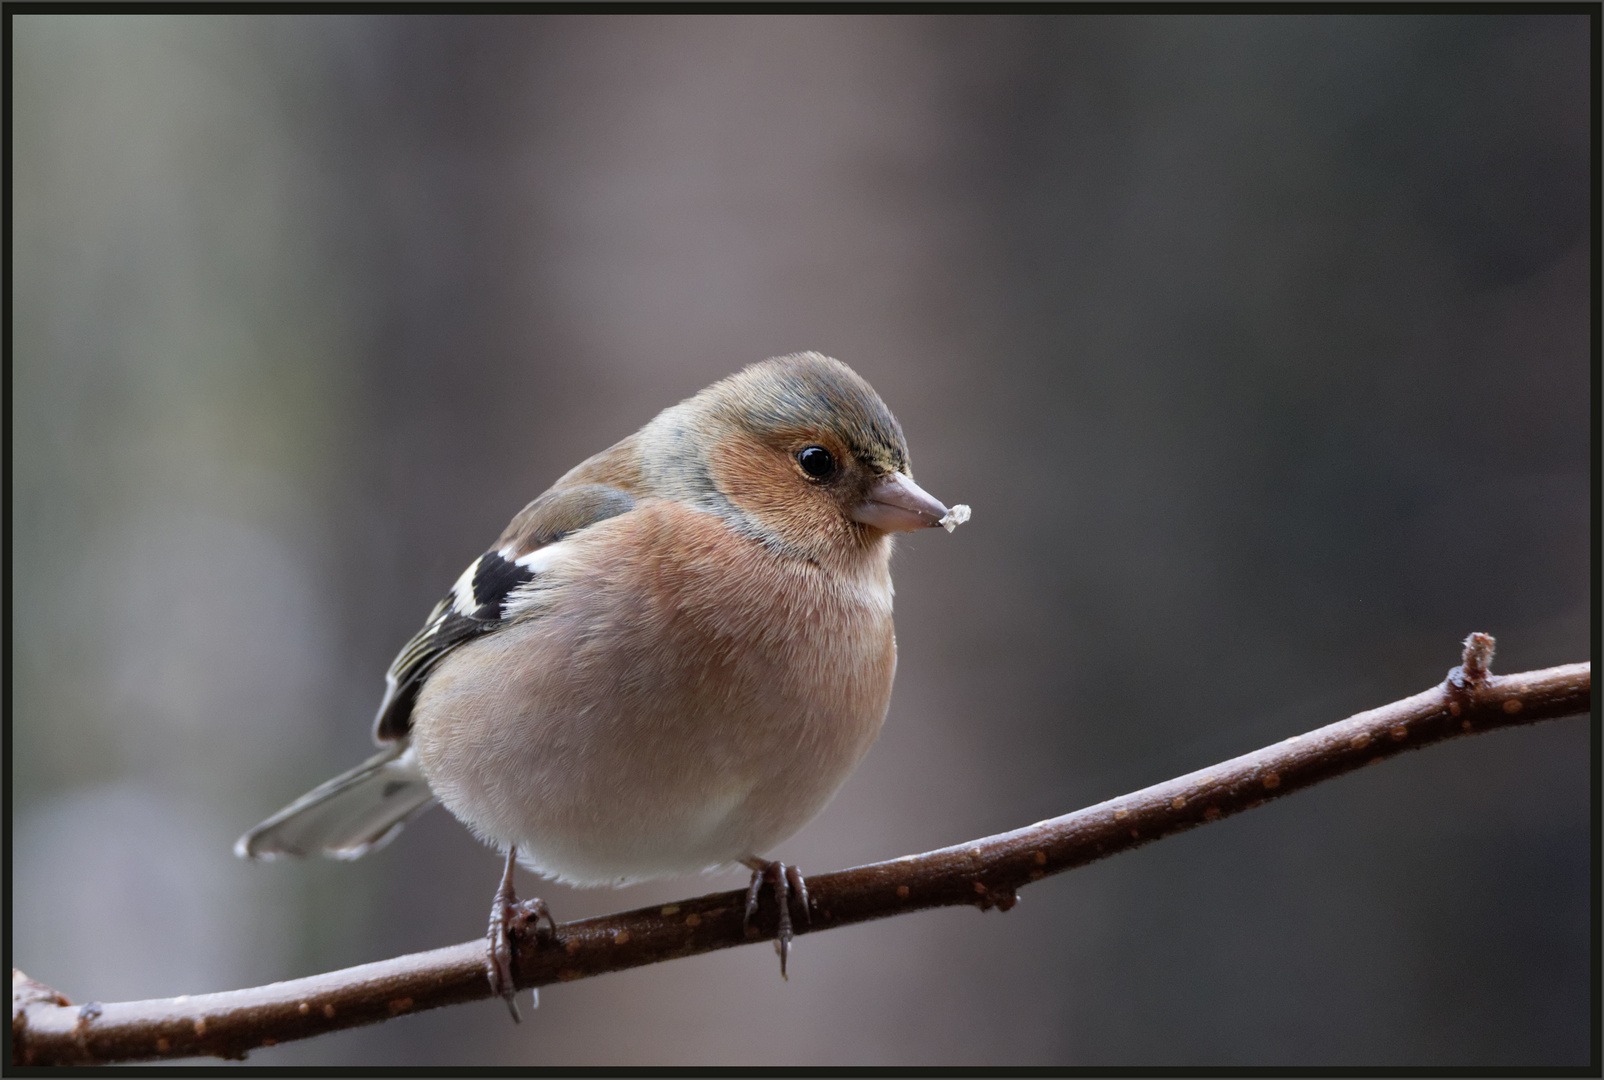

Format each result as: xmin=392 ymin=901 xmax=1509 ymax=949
xmin=11 ymin=13 xmax=1592 ymax=1067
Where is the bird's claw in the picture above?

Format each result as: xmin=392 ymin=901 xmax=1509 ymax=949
xmin=743 ymin=860 xmax=810 ymax=979
xmin=486 ymin=847 xmax=555 ymax=1022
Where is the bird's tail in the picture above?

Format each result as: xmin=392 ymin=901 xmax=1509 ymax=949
xmin=235 ymin=741 xmax=437 ymax=860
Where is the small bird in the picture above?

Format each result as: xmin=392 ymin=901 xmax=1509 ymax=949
xmin=236 ymin=352 xmax=969 ymax=1018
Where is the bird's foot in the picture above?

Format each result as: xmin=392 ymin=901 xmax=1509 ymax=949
xmin=486 ymin=846 xmax=556 ymax=1023
xmin=742 ymin=858 xmax=811 ymax=979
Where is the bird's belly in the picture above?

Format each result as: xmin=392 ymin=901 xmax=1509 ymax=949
xmin=408 ymin=549 xmax=896 ymax=886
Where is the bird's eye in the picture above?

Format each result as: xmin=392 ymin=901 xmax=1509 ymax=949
xmin=796 ymin=446 xmax=836 ymax=480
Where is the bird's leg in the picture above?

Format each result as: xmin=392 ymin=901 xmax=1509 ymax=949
xmin=741 ymin=856 xmax=812 ymax=979
xmin=486 ymin=846 xmax=555 ymax=1023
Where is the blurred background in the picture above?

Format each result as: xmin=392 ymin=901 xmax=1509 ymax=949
xmin=10 ymin=13 xmax=1592 ymax=1067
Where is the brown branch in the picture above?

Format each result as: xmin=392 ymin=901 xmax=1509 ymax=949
xmin=11 ymin=635 xmax=1590 ymax=1066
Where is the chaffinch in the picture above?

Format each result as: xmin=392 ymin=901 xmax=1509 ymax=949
xmin=236 ymin=352 xmax=969 ymax=1018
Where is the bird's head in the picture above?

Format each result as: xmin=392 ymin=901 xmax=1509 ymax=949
xmin=644 ymin=352 xmax=956 ymax=564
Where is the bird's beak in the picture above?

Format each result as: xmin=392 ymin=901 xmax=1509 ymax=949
xmin=850 ymin=472 xmax=950 ymax=533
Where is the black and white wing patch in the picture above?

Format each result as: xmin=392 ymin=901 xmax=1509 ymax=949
xmin=370 ymin=547 xmax=537 ymax=742
xmin=370 ymin=483 xmax=636 ymax=742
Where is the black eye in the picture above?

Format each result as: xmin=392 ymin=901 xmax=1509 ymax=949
xmin=796 ymin=446 xmax=836 ymax=479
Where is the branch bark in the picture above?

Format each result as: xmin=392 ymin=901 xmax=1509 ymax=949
xmin=11 ymin=635 xmax=1591 ymax=1066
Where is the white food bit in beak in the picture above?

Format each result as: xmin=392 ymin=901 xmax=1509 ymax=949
xmin=938 ymin=504 xmax=971 ymax=533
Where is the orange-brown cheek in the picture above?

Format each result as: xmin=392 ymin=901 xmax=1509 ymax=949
xmin=708 ymin=434 xmax=842 ymax=546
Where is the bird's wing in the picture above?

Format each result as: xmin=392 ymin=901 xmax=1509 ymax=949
xmin=372 ymin=482 xmax=637 ymax=742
